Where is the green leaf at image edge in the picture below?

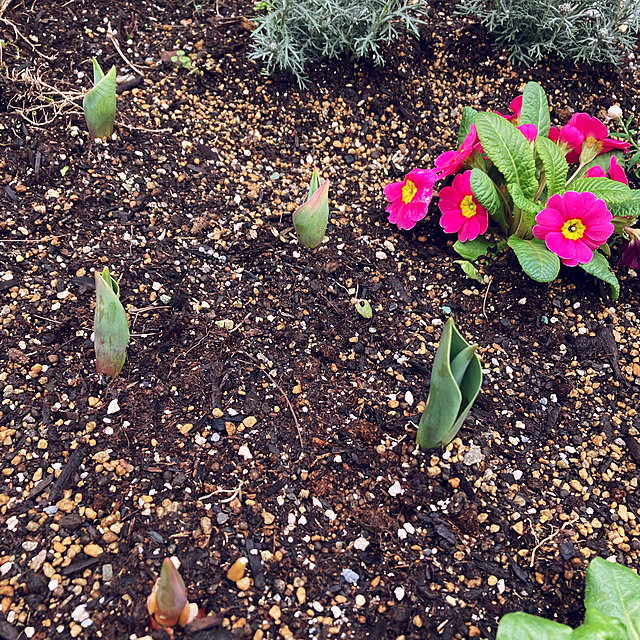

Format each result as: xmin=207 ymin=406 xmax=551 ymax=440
xmin=496 ymin=612 xmax=573 ymax=640
xmin=579 ymin=252 xmax=620 ymax=301
xmin=470 ymin=168 xmax=507 ymax=231
xmin=610 ymin=190 xmax=640 ymax=218
xmin=453 ymin=235 xmax=493 ymax=261
xmin=583 ymin=557 xmax=640 ymax=639
xmin=520 ymin=81 xmax=550 ymax=139
xmin=508 ymin=236 xmax=560 ymax=282
xmin=475 ymin=111 xmax=538 ymax=200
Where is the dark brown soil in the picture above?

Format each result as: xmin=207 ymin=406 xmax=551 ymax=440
xmin=1 ymin=1 xmax=639 ymax=639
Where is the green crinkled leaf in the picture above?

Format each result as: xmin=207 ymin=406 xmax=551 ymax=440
xmin=584 ymin=557 xmax=640 ymax=639
xmin=508 ymin=236 xmax=560 ymax=283
xmin=453 ymin=236 xmax=493 ymax=261
xmin=457 ymin=106 xmax=478 ymax=147
xmin=470 ymin=168 xmax=507 ymax=231
xmin=579 ymin=252 xmax=620 ymax=301
xmin=610 ymin=190 xmax=640 ymax=218
xmin=453 ymin=260 xmax=485 ymax=284
xmin=475 ymin=111 xmax=538 ymax=200
xmin=416 ymin=318 xmax=482 ymax=449
xmin=509 ymin=184 xmax=543 ymax=228
xmin=496 ymin=612 xmax=573 ymax=640
xmin=567 ymin=177 xmax=632 ymax=204
xmin=535 ymin=136 xmax=569 ymax=198
xmin=520 ymin=81 xmax=550 ymax=138
xmin=83 ymin=58 xmax=117 ymax=139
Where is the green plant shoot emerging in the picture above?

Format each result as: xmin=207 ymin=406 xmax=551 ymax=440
xmin=83 ymin=58 xmax=117 ymax=139
xmin=292 ymin=168 xmax=330 ymax=248
xmin=416 ymin=317 xmax=482 ymax=449
xmin=497 ymin=557 xmax=640 ymax=639
xmin=94 ymin=267 xmax=130 ymax=376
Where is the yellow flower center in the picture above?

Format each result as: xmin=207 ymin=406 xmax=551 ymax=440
xmin=561 ymin=218 xmax=586 ymax=240
xmin=402 ymin=179 xmax=417 ymax=204
xmin=460 ymin=194 xmax=477 ymax=219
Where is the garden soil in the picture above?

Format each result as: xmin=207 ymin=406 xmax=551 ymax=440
xmin=1 ymin=1 xmax=639 ymax=639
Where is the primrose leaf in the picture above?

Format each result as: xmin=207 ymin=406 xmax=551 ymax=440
xmin=417 ymin=317 xmax=482 ymax=449
xmin=610 ymin=190 xmax=640 ymax=218
xmin=496 ymin=612 xmax=573 ymax=640
xmin=83 ymin=58 xmax=117 ymax=139
xmin=579 ymin=150 xmax=624 ymax=178
xmin=584 ymin=557 xmax=640 ymax=638
xmin=453 ymin=236 xmax=493 ymax=261
xmin=508 ymin=236 xmax=560 ymax=283
xmin=457 ymin=106 xmax=478 ymax=147
xmin=470 ymin=168 xmax=507 ymax=231
xmin=508 ymin=184 xmax=543 ymax=228
xmin=579 ymin=252 xmax=620 ymax=301
xmin=535 ymin=136 xmax=569 ymax=198
xmin=475 ymin=111 xmax=538 ymax=200
xmin=567 ymin=177 xmax=631 ymax=204
xmin=454 ymin=260 xmax=485 ymax=284
xmin=520 ymin=81 xmax=550 ymax=138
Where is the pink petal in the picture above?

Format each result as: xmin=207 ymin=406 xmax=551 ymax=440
xmin=586 ymin=166 xmax=607 ymax=178
xmin=545 ymin=231 xmax=578 ymax=260
xmin=573 ymin=240 xmax=594 ymax=264
xmin=384 ymin=180 xmax=404 ymax=202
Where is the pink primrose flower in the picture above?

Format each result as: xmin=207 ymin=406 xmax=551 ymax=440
xmin=533 ymin=191 xmax=614 ymax=266
xmin=438 ymin=170 xmax=488 ymax=242
xmin=586 ymin=155 xmax=629 ymax=185
xmin=384 ymin=168 xmax=438 ymax=230
xmin=496 ymin=95 xmax=523 ymax=123
xmin=435 ymin=125 xmax=478 ymax=179
xmin=619 ymin=227 xmax=640 ymax=270
xmin=549 ymin=125 xmax=584 ymax=164
xmin=569 ymin=113 xmax=630 ymax=162
xmin=517 ymin=124 xmax=538 ymax=143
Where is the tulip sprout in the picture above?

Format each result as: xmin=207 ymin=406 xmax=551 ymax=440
xmin=292 ymin=168 xmax=330 ymax=248
xmin=94 ymin=268 xmax=130 ymax=376
xmin=83 ymin=58 xmax=117 ymax=139
xmin=416 ymin=317 xmax=483 ymax=449
xmin=147 ymin=558 xmax=198 ymax=630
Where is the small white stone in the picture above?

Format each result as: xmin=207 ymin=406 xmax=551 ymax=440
xmin=397 ymin=528 xmax=407 ymax=540
xmin=238 ymin=445 xmax=252 ymax=460
xmin=0 ymin=562 xmax=12 ymax=575
xmin=403 ymin=522 xmax=415 ymax=535
xmin=325 ymin=509 xmax=337 ymax=521
xmin=463 ymin=445 xmax=483 ymax=466
xmin=404 ymin=391 xmax=414 ymax=405
xmin=353 ymin=536 xmax=370 ymax=551
xmin=72 ymin=604 xmax=89 ymax=622
xmin=512 ymin=470 xmax=523 ymax=481
xmin=355 ymin=594 xmax=366 ymax=606
xmin=394 ymin=586 xmax=405 ymax=601
xmin=48 ymin=579 xmax=59 ymax=591
xmin=106 ymin=399 xmax=120 ymax=415
xmin=375 ymin=251 xmax=387 ymax=260
xmin=388 ymin=480 xmax=404 ymax=497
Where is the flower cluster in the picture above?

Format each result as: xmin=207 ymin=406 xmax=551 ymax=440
xmin=383 ymin=82 xmax=640 ymax=293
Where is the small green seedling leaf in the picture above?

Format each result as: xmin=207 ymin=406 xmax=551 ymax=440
xmin=292 ymin=168 xmax=329 ymax=249
xmin=355 ymin=299 xmax=372 ymax=318
xmin=60 ymin=165 xmax=69 ymax=177
xmin=94 ymin=267 xmax=130 ymax=376
xmin=416 ymin=317 xmax=482 ymax=449
xmin=453 ymin=260 xmax=485 ymax=284
xmin=83 ymin=58 xmax=117 ymax=139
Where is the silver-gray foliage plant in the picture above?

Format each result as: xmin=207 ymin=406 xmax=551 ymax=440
xmin=456 ymin=0 xmax=640 ymax=67
xmin=248 ymin=0 xmax=426 ymax=87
